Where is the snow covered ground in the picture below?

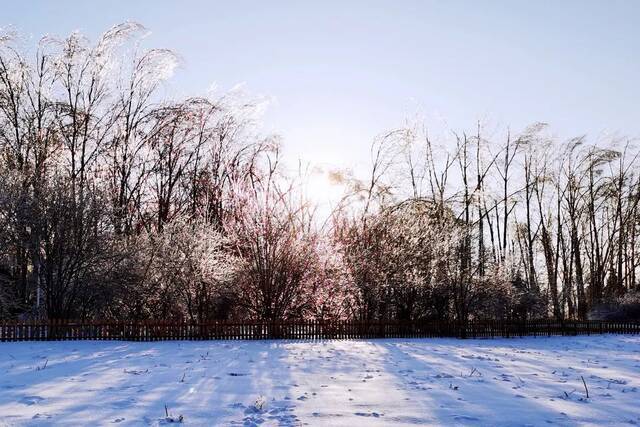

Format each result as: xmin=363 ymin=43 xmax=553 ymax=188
xmin=0 ymin=335 xmax=639 ymax=426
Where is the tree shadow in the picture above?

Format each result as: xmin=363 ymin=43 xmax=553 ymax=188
xmin=0 ymin=335 xmax=638 ymax=425
xmin=375 ymin=335 xmax=640 ymax=425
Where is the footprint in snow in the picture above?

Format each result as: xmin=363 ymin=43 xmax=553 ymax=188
xmin=453 ymin=415 xmax=480 ymax=421
xmin=228 ymin=402 xmax=245 ymax=409
xmin=20 ymin=396 xmax=45 ymax=405
xmin=32 ymin=413 xmax=53 ymax=420
xmin=355 ymin=412 xmax=383 ymax=417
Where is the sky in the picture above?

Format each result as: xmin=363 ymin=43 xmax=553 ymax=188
xmin=3 ymin=0 xmax=640 ymax=205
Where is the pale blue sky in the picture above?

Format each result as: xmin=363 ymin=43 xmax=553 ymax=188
xmin=4 ymin=1 xmax=640 ymax=179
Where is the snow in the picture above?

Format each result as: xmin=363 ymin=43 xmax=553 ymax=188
xmin=0 ymin=335 xmax=639 ymax=426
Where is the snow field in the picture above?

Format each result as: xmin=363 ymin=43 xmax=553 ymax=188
xmin=0 ymin=335 xmax=639 ymax=426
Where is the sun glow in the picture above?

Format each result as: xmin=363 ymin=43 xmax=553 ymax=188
xmin=303 ymin=164 xmax=350 ymax=220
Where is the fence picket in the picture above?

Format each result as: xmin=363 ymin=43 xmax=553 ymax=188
xmin=0 ymin=319 xmax=638 ymax=341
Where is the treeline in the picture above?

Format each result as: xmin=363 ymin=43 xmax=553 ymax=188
xmin=0 ymin=24 xmax=638 ymax=322
xmin=334 ymin=124 xmax=640 ymax=323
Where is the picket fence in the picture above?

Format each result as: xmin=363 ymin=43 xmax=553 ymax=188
xmin=0 ymin=319 xmax=639 ymax=342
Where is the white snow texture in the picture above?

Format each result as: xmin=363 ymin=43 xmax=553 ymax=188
xmin=0 ymin=335 xmax=639 ymax=426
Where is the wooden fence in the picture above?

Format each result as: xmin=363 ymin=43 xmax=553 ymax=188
xmin=1 ymin=319 xmax=639 ymax=342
